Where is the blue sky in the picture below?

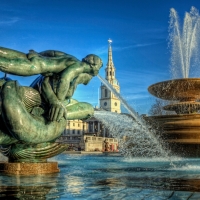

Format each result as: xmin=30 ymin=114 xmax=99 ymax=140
xmin=1 ymin=0 xmax=200 ymax=114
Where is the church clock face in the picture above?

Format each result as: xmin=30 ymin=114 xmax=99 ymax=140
xmin=104 ymin=102 xmax=107 ymax=106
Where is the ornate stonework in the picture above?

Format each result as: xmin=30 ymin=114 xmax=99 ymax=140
xmin=0 ymin=162 xmax=59 ymax=175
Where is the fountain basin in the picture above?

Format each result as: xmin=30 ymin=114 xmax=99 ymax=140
xmin=146 ymin=114 xmax=200 ymax=157
xmin=163 ymin=102 xmax=200 ymax=114
xmin=148 ymin=78 xmax=200 ymax=101
xmin=147 ymin=78 xmax=200 ymax=156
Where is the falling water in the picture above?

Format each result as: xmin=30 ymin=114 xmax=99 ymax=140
xmin=97 ymin=74 xmax=143 ymax=125
xmin=96 ymin=74 xmax=169 ymax=158
xmin=169 ymin=6 xmax=200 ymax=78
xmin=94 ymin=111 xmax=169 ymax=157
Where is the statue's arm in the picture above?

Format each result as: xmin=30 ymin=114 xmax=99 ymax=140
xmin=39 ymin=50 xmax=67 ymax=57
xmin=41 ymin=77 xmax=67 ymax=121
xmin=0 ymin=47 xmax=70 ymax=76
xmin=66 ymin=73 xmax=93 ymax=99
xmin=56 ymin=63 xmax=84 ymax=101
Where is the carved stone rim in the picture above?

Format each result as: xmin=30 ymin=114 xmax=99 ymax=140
xmin=148 ymin=78 xmax=200 ymax=101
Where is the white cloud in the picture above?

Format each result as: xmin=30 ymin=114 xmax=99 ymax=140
xmin=123 ymin=93 xmax=150 ymax=100
xmin=93 ymin=41 xmax=164 ymax=56
xmin=0 ymin=17 xmax=20 ymax=25
xmin=114 ymin=42 xmax=164 ymax=51
xmin=118 ymin=69 xmax=168 ymax=85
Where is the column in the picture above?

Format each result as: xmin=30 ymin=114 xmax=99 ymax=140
xmin=92 ymin=122 xmax=95 ymax=133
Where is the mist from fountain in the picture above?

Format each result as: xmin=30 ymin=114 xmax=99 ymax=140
xmin=169 ymin=6 xmax=200 ymax=78
xmin=94 ymin=111 xmax=169 ymax=158
xmin=96 ymin=75 xmax=169 ymax=158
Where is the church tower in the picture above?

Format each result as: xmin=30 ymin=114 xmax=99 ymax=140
xmin=100 ymin=39 xmax=121 ymax=113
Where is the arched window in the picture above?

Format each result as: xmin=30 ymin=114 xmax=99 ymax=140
xmin=110 ymin=71 xmax=112 ymax=76
xmin=105 ymin=89 xmax=107 ymax=97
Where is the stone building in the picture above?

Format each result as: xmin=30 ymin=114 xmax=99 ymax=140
xmin=58 ymin=120 xmax=88 ymax=149
xmin=99 ymin=39 xmax=121 ymax=113
xmin=57 ymin=40 xmax=120 ymax=151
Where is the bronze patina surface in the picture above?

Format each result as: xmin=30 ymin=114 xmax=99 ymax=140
xmin=0 ymin=46 xmax=103 ymax=174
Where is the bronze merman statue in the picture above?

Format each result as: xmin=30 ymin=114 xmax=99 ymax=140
xmin=0 ymin=47 xmax=102 ymax=170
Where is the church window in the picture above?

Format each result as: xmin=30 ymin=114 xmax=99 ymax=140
xmin=105 ymin=89 xmax=107 ymax=97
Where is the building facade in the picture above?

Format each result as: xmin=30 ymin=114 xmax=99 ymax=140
xmin=58 ymin=120 xmax=88 ymax=148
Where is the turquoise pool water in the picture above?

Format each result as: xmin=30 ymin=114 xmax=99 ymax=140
xmin=1 ymin=153 xmax=200 ymax=199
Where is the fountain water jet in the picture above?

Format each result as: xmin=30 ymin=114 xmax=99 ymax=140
xmin=97 ymin=75 xmax=141 ymax=124
xmin=169 ymin=6 xmax=200 ymax=78
xmin=148 ymin=7 xmax=200 ymax=157
xmin=94 ymin=111 xmax=169 ymax=157
xmin=96 ymin=75 xmax=169 ymax=158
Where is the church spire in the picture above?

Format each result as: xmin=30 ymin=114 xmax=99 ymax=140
xmin=107 ymin=39 xmax=114 ymax=67
xmin=106 ymin=39 xmax=115 ymax=82
xmin=100 ymin=39 xmax=121 ymax=113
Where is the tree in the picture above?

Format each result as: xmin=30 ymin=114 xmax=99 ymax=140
xmin=149 ymin=99 xmax=175 ymax=116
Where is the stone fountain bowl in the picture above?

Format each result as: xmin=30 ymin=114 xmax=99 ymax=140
xmin=148 ymin=78 xmax=200 ymax=101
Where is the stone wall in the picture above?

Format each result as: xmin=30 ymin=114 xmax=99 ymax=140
xmin=80 ymin=135 xmax=118 ymax=152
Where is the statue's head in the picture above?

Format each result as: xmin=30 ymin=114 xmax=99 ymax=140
xmin=82 ymin=54 xmax=103 ymax=76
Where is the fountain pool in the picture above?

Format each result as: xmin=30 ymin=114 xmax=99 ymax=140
xmin=1 ymin=153 xmax=200 ymax=199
